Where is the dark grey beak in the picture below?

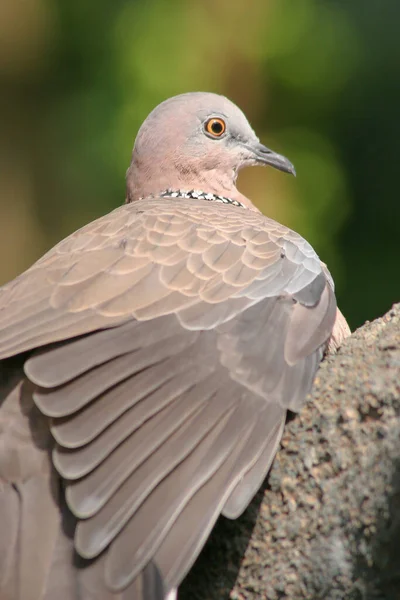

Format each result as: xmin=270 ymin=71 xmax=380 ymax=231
xmin=251 ymin=142 xmax=296 ymax=176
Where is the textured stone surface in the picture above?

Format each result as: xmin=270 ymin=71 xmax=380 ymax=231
xmin=180 ymin=303 xmax=400 ymax=600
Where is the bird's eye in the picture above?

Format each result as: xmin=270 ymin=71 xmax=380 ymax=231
xmin=204 ymin=118 xmax=226 ymax=138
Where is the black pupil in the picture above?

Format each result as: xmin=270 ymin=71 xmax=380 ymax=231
xmin=211 ymin=120 xmax=223 ymax=134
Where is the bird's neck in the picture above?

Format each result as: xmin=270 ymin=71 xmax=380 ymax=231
xmin=126 ymin=160 xmax=257 ymax=211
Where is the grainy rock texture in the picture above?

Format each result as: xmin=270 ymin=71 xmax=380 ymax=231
xmin=180 ymin=303 xmax=400 ymax=600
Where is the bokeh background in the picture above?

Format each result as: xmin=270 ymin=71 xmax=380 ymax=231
xmin=0 ymin=0 xmax=399 ymax=329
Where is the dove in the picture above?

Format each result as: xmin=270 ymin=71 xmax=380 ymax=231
xmin=0 ymin=92 xmax=350 ymax=600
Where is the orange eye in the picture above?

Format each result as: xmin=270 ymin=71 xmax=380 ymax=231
xmin=205 ymin=117 xmax=226 ymax=137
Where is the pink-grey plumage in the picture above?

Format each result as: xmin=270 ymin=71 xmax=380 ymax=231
xmin=0 ymin=92 xmax=350 ymax=600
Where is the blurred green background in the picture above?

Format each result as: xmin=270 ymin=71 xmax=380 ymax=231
xmin=0 ymin=0 xmax=399 ymax=329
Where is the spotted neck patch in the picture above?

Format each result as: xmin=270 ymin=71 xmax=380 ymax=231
xmin=158 ymin=188 xmax=246 ymax=208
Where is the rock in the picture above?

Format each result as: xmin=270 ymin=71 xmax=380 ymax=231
xmin=181 ymin=303 xmax=400 ymax=600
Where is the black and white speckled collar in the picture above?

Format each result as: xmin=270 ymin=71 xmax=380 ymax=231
xmin=158 ymin=188 xmax=246 ymax=208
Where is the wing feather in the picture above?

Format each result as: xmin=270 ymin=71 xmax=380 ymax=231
xmin=153 ymin=404 xmax=284 ymax=590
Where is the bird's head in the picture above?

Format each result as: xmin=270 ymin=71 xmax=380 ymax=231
xmin=126 ymin=92 xmax=295 ymax=208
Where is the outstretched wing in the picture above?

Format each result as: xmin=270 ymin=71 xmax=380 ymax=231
xmin=0 ymin=197 xmax=336 ymax=598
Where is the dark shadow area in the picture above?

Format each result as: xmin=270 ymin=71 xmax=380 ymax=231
xmin=180 ymin=411 xmax=299 ymax=599
xmin=179 ymin=481 xmax=268 ymax=600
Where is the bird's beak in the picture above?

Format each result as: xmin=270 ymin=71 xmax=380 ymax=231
xmin=248 ymin=142 xmax=296 ymax=176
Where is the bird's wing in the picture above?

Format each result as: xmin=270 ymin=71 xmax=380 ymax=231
xmin=0 ymin=197 xmax=336 ymax=598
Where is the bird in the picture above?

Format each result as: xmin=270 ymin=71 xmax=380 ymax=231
xmin=0 ymin=92 xmax=350 ymax=600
